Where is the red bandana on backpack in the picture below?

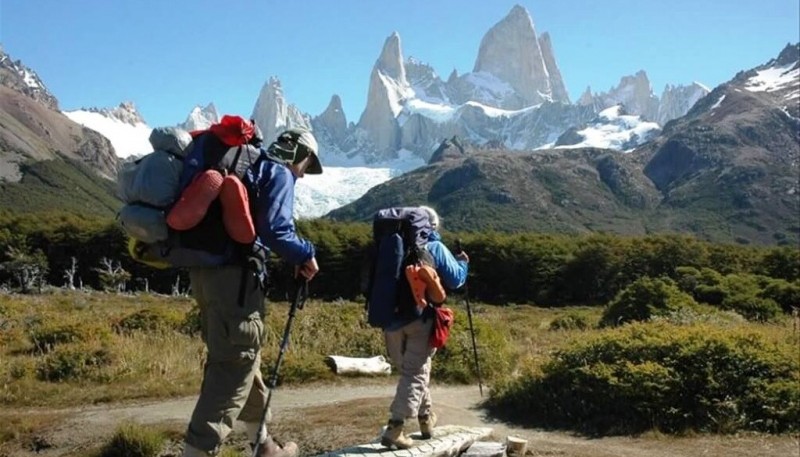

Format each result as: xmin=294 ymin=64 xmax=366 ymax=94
xmin=429 ymin=306 xmax=454 ymax=349
xmin=200 ymin=115 xmax=256 ymax=146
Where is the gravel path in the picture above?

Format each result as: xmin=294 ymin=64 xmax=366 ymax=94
xmin=6 ymin=382 xmax=797 ymax=457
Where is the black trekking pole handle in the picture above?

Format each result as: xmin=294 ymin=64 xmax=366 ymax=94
xmin=252 ymin=278 xmax=308 ymax=457
xmin=456 ymin=239 xmax=484 ymax=397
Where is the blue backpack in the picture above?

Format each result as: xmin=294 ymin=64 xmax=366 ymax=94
xmin=365 ymin=207 xmax=435 ymax=328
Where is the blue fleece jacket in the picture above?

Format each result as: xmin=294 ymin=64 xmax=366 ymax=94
xmin=246 ymin=157 xmax=315 ymax=265
xmin=425 ymin=231 xmax=468 ymax=289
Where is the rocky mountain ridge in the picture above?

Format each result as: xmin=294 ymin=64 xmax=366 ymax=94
xmin=328 ymin=43 xmax=800 ymax=246
xmin=0 ymin=48 xmax=118 ymax=182
xmin=250 ymin=5 xmax=709 ymax=166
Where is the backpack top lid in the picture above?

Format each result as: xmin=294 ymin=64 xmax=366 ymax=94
xmin=206 ymin=115 xmax=256 ymax=147
xmin=149 ymin=127 xmax=192 ymax=157
xmin=373 ymin=207 xmax=433 ymax=249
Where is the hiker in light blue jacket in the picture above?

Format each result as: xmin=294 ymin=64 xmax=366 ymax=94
xmin=381 ymin=205 xmax=469 ymax=449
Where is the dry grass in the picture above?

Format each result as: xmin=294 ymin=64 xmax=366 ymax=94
xmin=0 ymin=290 xmax=203 ymax=407
xmin=0 ymin=411 xmax=65 ymax=452
xmin=2 ymin=289 xmax=797 ymax=456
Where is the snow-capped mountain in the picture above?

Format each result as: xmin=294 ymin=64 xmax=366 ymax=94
xmin=0 ymin=47 xmax=59 ymax=110
xmin=552 ymin=105 xmax=661 ymax=151
xmin=180 ymin=103 xmax=220 ymax=131
xmin=249 ymin=5 xmax=706 ymax=168
xmin=58 ymin=5 xmax=715 ymax=218
xmin=63 ymin=102 xmax=152 ymax=159
xmin=741 ymin=43 xmax=799 ymax=116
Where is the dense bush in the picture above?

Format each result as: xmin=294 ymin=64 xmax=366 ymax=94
xmin=486 ymin=322 xmax=799 ymax=435
xmin=759 ymin=279 xmax=800 ymax=313
xmin=36 ymin=346 xmax=114 ymax=382
xmin=114 ymin=308 xmax=186 ymax=334
xmin=432 ymin=307 xmax=513 ymax=384
xmin=549 ymin=312 xmax=592 ymax=331
xmin=28 ymin=322 xmax=111 ymax=354
xmin=98 ymin=422 xmax=165 ymax=457
xmin=721 ymin=294 xmax=781 ymax=322
xmin=600 ymin=277 xmax=696 ymax=327
xmin=676 ymin=268 xmax=794 ymax=321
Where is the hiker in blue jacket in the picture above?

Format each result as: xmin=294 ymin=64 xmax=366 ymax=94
xmin=182 ymin=128 xmax=321 ymax=457
xmin=381 ymin=205 xmax=469 ymax=449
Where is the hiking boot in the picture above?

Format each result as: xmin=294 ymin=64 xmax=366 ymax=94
xmin=419 ymin=412 xmax=437 ymax=439
xmin=253 ymin=435 xmax=298 ymax=457
xmin=181 ymin=442 xmax=211 ymax=457
xmin=380 ymin=419 xmax=414 ymax=449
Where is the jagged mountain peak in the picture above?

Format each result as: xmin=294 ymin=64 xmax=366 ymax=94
xmin=325 ymin=94 xmax=344 ymax=113
xmin=376 ymin=32 xmax=407 ymax=82
xmin=507 ymin=4 xmax=535 ymax=25
xmin=87 ymin=101 xmax=146 ymax=126
xmin=0 ymin=48 xmax=59 ymax=110
xmin=774 ymin=42 xmax=800 ymax=67
xmin=313 ymin=94 xmax=349 ymax=146
xmin=473 ymin=4 xmax=568 ymax=106
xmin=251 ymin=74 xmax=311 ymax=145
xmin=180 ymin=103 xmax=219 ymax=131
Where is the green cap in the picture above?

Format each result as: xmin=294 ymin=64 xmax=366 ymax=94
xmin=268 ymin=128 xmax=322 ymax=174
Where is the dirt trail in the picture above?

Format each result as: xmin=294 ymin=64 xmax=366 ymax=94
xmin=7 ymin=382 xmax=798 ymax=457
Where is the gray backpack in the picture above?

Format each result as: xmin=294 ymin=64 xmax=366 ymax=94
xmin=116 ymin=127 xmax=192 ymax=243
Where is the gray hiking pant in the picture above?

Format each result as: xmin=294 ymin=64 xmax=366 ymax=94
xmin=384 ymin=317 xmax=436 ymax=421
xmin=184 ymin=265 xmax=269 ymax=454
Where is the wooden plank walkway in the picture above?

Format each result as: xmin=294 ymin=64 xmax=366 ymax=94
xmin=313 ymin=425 xmax=494 ymax=457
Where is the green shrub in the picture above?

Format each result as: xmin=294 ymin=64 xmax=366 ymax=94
xmin=98 ymin=422 xmax=165 ymax=457
xmin=721 ymin=294 xmax=781 ymax=322
xmin=36 ymin=346 xmax=114 ymax=382
xmin=600 ymin=277 xmax=696 ymax=327
xmin=759 ymin=279 xmax=800 ymax=313
xmin=28 ymin=322 xmax=110 ymax=354
xmin=432 ymin=307 xmax=513 ymax=384
xmin=486 ymin=322 xmax=799 ymax=435
xmin=114 ymin=308 xmax=185 ymax=334
xmin=549 ymin=312 xmax=592 ymax=331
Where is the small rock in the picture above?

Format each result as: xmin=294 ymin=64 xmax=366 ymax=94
xmin=463 ymin=441 xmax=506 ymax=457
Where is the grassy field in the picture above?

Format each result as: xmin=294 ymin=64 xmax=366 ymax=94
xmin=0 ymin=289 xmax=609 ymax=409
xmin=0 ymin=289 xmax=796 ymax=456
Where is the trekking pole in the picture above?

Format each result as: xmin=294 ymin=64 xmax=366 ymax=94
xmin=456 ymin=239 xmax=483 ymax=397
xmin=252 ymin=278 xmax=309 ymax=457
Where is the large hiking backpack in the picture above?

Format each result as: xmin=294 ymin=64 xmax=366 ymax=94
xmin=122 ymin=115 xmax=266 ymax=270
xmin=365 ymin=207 xmax=444 ymax=328
xmin=117 ymin=127 xmax=193 ymax=243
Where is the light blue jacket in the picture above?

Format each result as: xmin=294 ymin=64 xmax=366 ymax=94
xmin=425 ymin=231 xmax=468 ymax=289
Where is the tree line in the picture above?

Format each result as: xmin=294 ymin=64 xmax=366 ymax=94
xmin=0 ymin=212 xmax=797 ymax=308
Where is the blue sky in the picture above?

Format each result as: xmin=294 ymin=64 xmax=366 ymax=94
xmin=1 ymin=0 xmax=798 ymax=127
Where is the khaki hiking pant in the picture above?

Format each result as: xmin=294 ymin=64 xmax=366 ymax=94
xmin=384 ymin=317 xmax=436 ymax=421
xmin=185 ymin=265 xmax=269 ymax=454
